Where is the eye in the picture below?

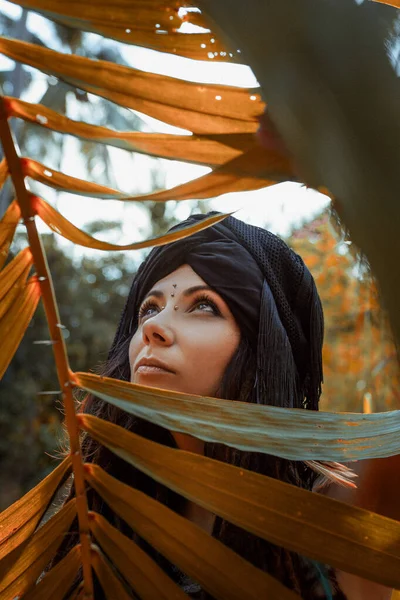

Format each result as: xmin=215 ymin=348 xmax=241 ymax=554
xmin=191 ymin=294 xmax=221 ymax=315
xmin=138 ymin=299 xmax=159 ymax=322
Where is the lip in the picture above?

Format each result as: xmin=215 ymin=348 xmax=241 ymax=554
xmin=135 ymin=356 xmax=175 ymax=374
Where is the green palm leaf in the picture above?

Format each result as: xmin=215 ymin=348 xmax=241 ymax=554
xmin=75 ymin=372 xmax=400 ymax=461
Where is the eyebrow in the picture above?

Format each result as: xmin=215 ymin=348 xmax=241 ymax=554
xmin=143 ymin=285 xmax=214 ymax=301
xmin=183 ymin=285 xmax=213 ymax=297
xmin=142 ymin=289 xmax=164 ymax=301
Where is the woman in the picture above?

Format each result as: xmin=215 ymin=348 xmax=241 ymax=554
xmin=57 ymin=212 xmax=391 ymax=600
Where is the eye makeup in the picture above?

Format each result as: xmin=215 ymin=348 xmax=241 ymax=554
xmin=138 ymin=291 xmax=221 ymax=322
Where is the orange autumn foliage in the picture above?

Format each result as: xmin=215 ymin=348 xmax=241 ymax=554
xmin=289 ymin=212 xmax=400 ymax=413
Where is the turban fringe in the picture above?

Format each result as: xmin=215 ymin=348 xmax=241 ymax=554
xmin=256 ymin=280 xmax=300 ymax=408
xmin=228 ymin=214 xmax=324 ymax=412
xmin=295 ymin=266 xmax=324 ymax=411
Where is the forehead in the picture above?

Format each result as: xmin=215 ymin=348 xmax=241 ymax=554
xmin=151 ymin=264 xmax=206 ymax=290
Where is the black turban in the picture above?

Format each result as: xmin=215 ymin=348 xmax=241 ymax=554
xmin=112 ymin=212 xmax=324 ymax=412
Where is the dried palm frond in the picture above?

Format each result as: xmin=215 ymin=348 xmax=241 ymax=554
xmin=1 ymin=0 xmax=400 ymax=598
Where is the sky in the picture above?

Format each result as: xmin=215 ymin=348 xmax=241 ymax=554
xmin=0 ymin=0 xmax=331 ymax=259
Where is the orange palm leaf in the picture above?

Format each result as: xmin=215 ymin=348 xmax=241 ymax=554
xmin=89 ymin=512 xmax=189 ymax=600
xmin=85 ymin=464 xmax=299 ymax=600
xmin=6 ymin=0 xmax=232 ymax=61
xmin=0 ymin=158 xmax=8 ymax=189
xmin=0 ymin=276 xmax=41 ymax=379
xmin=7 ymin=98 xmax=251 ymax=166
xmin=0 ymin=199 xmax=21 ymax=269
xmin=80 ymin=415 xmax=400 ymax=589
xmin=91 ymin=546 xmax=137 ymax=600
xmin=0 ymin=247 xmax=32 ymax=300
xmin=34 ymin=196 xmax=231 ymax=250
xmin=0 ymin=457 xmax=71 ymax=561
xmin=0 ymin=37 xmax=263 ymax=134
xmin=0 ymin=499 xmax=76 ymax=600
xmin=23 ymin=544 xmax=81 ymax=600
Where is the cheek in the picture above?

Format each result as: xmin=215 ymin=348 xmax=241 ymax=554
xmin=188 ymin=324 xmax=240 ymax=379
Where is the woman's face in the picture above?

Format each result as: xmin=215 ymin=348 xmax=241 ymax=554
xmin=129 ymin=264 xmax=241 ymax=397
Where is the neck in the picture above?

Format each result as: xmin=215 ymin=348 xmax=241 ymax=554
xmin=172 ymin=431 xmax=205 ymax=455
xmin=183 ymin=500 xmax=216 ymax=536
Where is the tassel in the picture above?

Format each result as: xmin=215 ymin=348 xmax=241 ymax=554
xmin=256 ymin=280 xmax=300 ymax=408
xmin=307 ymin=276 xmax=324 ymax=411
xmin=295 ymin=264 xmax=324 ymax=411
xmin=311 ymin=560 xmax=334 ymax=600
xmin=307 ymin=460 xmax=358 ymax=491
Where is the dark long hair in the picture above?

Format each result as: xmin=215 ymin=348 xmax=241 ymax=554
xmin=52 ymin=323 xmax=340 ymax=599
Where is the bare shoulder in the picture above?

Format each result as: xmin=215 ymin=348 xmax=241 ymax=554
xmin=334 ymin=571 xmax=392 ymax=600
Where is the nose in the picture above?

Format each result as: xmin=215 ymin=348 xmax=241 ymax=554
xmin=141 ymin=313 xmax=174 ymax=347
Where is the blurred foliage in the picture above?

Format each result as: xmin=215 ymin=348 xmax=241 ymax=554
xmin=0 ymin=231 xmax=134 ymax=510
xmin=288 ymin=211 xmax=400 ymax=413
